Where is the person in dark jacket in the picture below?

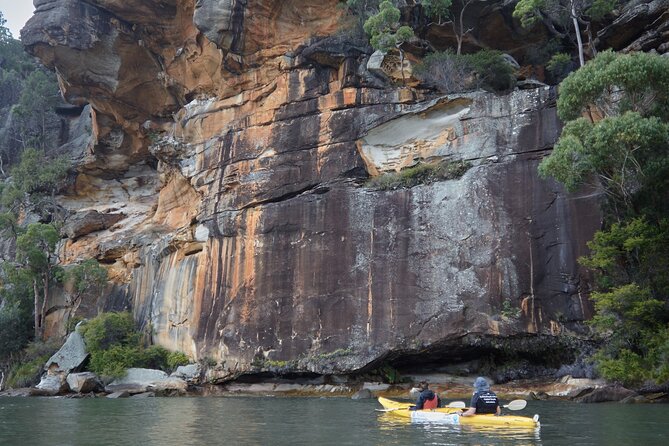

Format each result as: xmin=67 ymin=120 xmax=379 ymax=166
xmin=409 ymin=381 xmax=441 ymax=410
xmin=461 ymin=377 xmax=500 ymax=416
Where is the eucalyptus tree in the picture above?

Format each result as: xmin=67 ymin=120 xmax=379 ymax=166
xmin=423 ymin=0 xmax=480 ymax=56
xmin=539 ymin=51 xmax=669 ymax=385
xmin=513 ymin=0 xmax=617 ymax=67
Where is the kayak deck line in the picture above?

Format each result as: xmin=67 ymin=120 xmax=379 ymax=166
xmin=376 ymin=397 xmax=540 ymax=429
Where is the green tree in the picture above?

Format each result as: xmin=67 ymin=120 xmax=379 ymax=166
xmin=12 ymin=70 xmax=61 ymax=152
xmin=539 ymin=51 xmax=669 ymax=216
xmin=556 ymin=50 xmax=669 ymax=122
xmin=0 ymin=13 xmax=56 ymax=175
xmin=538 ymin=112 xmax=669 ymax=211
xmin=422 ymin=0 xmax=453 ymax=25
xmin=0 ymin=264 xmax=35 ymax=364
xmin=513 ymin=0 xmax=617 ymax=67
xmin=0 ymin=302 xmax=33 ymax=360
xmin=363 ymin=1 xmax=414 ymax=82
xmin=0 ymin=11 xmax=12 ymax=42
xmin=423 ymin=0 xmax=477 ymax=55
xmin=540 ymin=51 xmax=669 ymax=386
xmin=363 ymin=1 xmax=414 ymax=52
xmin=2 ymin=147 xmax=70 ymax=219
xmin=80 ymin=312 xmax=192 ymax=378
xmin=62 ymin=259 xmax=108 ymax=327
xmin=15 ymin=223 xmax=61 ymax=339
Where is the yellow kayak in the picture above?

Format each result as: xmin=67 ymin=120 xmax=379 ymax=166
xmin=377 ymin=397 xmax=540 ymax=428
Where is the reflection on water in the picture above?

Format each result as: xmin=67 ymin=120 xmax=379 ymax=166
xmin=0 ymin=397 xmax=667 ymax=445
xmin=377 ymin=412 xmax=542 ymax=445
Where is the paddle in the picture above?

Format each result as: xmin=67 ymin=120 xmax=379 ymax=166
xmin=502 ymin=399 xmax=527 ymax=411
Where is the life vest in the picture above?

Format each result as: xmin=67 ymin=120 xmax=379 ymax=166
xmin=423 ymin=394 xmax=439 ymax=409
xmin=474 ymin=390 xmax=498 ymax=414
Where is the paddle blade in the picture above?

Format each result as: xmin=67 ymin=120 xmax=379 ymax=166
xmin=503 ymin=399 xmax=527 ymax=411
xmin=447 ymin=401 xmax=466 ymax=408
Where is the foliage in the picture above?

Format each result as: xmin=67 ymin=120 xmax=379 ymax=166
xmin=366 ymin=160 xmax=471 ymax=190
xmin=422 ymin=0 xmax=453 ymax=24
xmin=167 ymin=351 xmax=191 ymax=370
xmin=579 ymin=218 xmax=669 ymax=295
xmin=556 ymin=50 xmax=669 ymax=122
xmin=512 ymin=0 xmax=617 ymax=30
xmin=89 ymin=344 xmax=142 ymax=378
xmin=513 ymin=0 xmax=618 ymax=67
xmin=80 ymin=312 xmax=139 ymax=353
xmin=501 ymin=299 xmax=521 ymax=319
xmin=16 ymin=223 xmax=60 ymax=275
xmin=62 ymin=259 xmax=108 ymax=302
xmin=0 ymin=14 xmax=61 ymax=174
xmin=0 ymin=210 xmax=18 ymax=236
xmin=10 ymin=148 xmax=70 ymax=197
xmin=0 ymin=302 xmax=33 ymax=360
xmin=540 ymin=50 xmax=669 ymax=386
xmin=6 ymin=355 xmax=48 ymax=388
xmin=80 ymin=312 xmax=191 ymax=378
xmin=11 ymin=70 xmax=62 ymax=151
xmin=414 ymin=50 xmax=516 ymax=93
xmin=363 ymin=1 xmax=414 ymax=52
xmin=2 ymin=221 xmax=62 ymax=342
xmin=546 ymin=52 xmax=574 ymax=82
xmin=378 ymin=363 xmax=402 ymax=384
xmin=593 ymin=328 xmax=669 ymax=386
xmin=467 ymin=50 xmax=517 ymax=93
xmin=414 ymin=50 xmax=474 ymax=93
xmin=5 ymin=339 xmax=61 ymax=388
xmin=538 ymin=112 xmax=669 ymax=209
xmin=0 ymin=12 xmax=11 ymax=42
xmin=513 ymin=0 xmax=549 ymax=29
xmin=2 ymin=147 xmax=70 ymax=219
xmin=0 ymin=263 xmax=35 ymax=352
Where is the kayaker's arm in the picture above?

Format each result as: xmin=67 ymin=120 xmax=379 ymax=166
xmin=460 ymin=407 xmax=476 ymax=417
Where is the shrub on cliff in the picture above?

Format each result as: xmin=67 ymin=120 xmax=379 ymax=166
xmin=366 ymin=160 xmax=471 ymax=190
xmin=414 ymin=50 xmax=516 ymax=94
xmin=80 ymin=312 xmax=192 ymax=378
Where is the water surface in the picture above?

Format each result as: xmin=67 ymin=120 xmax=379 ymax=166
xmin=1 ymin=397 xmax=667 ymax=445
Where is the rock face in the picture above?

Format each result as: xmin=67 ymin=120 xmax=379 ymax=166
xmin=596 ymin=0 xmax=669 ymax=52
xmin=66 ymin=372 xmax=103 ymax=393
xmin=44 ymin=330 xmax=89 ymax=375
xmin=32 ymin=374 xmax=68 ymax=396
xmin=105 ymin=368 xmax=187 ymax=394
xmin=22 ymin=0 xmax=627 ymax=378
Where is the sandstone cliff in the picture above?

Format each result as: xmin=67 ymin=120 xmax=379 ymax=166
xmin=20 ymin=0 xmax=664 ymax=380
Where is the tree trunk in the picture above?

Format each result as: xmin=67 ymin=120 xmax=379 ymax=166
xmin=40 ymin=273 xmax=49 ymax=339
xmin=571 ymin=3 xmax=585 ymax=67
xmin=33 ymin=278 xmax=40 ymax=340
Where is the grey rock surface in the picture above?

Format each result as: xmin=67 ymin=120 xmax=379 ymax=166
xmin=351 ymin=388 xmax=373 ymax=400
xmin=106 ymin=368 xmax=186 ymax=394
xmin=171 ymin=364 xmax=202 ymax=383
xmin=66 ymin=372 xmax=103 ymax=393
xmin=45 ymin=331 xmax=89 ymax=375
xmin=576 ymin=386 xmax=638 ymax=403
xmin=33 ymin=374 xmax=69 ymax=396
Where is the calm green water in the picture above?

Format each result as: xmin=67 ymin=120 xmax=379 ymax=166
xmin=0 ymin=397 xmax=667 ymax=445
